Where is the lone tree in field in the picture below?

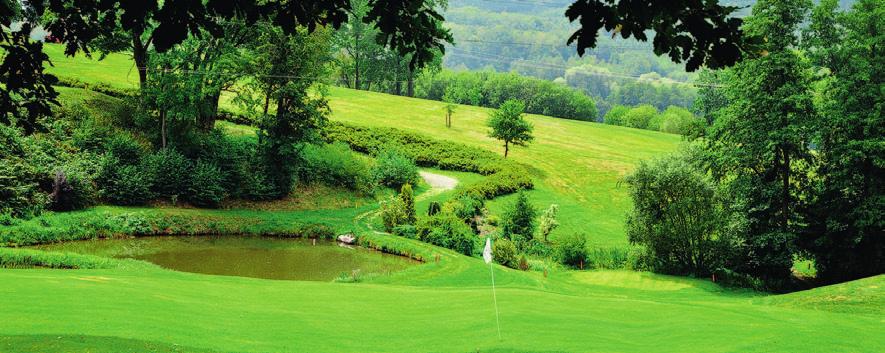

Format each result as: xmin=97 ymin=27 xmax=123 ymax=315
xmin=487 ymin=99 xmax=533 ymax=158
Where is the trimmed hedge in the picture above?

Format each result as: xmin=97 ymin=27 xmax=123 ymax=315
xmin=324 ymin=122 xmax=533 ymax=199
xmin=55 ymin=76 xmax=138 ymax=99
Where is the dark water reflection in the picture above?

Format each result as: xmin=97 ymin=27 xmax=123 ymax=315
xmin=32 ymin=236 xmax=419 ymax=281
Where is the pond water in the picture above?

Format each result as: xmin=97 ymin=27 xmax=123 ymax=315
xmin=30 ymin=236 xmax=419 ymax=281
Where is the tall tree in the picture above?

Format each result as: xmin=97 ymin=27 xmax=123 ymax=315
xmin=801 ymin=0 xmax=884 ymax=283
xmin=705 ymin=0 xmax=816 ymax=286
xmin=487 ymin=99 xmax=534 ymax=158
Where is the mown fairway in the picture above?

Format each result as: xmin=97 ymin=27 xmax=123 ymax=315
xmin=0 ymin=44 xmax=879 ymax=352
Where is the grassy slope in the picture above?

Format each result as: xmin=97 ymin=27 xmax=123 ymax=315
xmin=327 ymin=86 xmax=681 ymax=247
xmin=0 ymin=45 xmax=877 ymax=352
xmin=43 ymin=43 xmax=682 ymax=247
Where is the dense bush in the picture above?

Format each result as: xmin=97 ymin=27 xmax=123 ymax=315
xmin=625 ymin=150 xmax=737 ymax=277
xmin=623 ymin=104 xmax=658 ymax=129
xmin=416 ymin=70 xmax=598 ymax=121
xmin=492 ymin=237 xmax=518 ymax=268
xmin=97 ymin=158 xmax=155 ymax=206
xmin=104 ymin=134 xmax=148 ymax=166
xmin=195 ymin=130 xmax=275 ymax=201
xmin=142 ymin=148 xmax=191 ymax=199
xmin=399 ymin=184 xmax=417 ymax=225
xmin=186 ymin=161 xmax=226 ymax=208
xmin=380 ymin=196 xmax=409 ymax=232
xmin=555 ymin=233 xmax=588 ymax=268
xmin=501 ymin=191 xmax=537 ymax=246
xmin=372 ymin=149 xmax=419 ymax=188
xmin=416 ymin=210 xmax=477 ymax=255
xmin=298 ymin=142 xmax=373 ymax=192
xmin=48 ymin=168 xmax=96 ymax=211
xmin=325 ymin=122 xmax=533 ymax=200
xmin=603 ymin=105 xmax=629 ymax=126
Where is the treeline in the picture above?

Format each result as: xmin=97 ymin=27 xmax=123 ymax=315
xmin=624 ymin=0 xmax=883 ymax=290
xmin=415 ymin=70 xmax=598 ymax=121
xmin=603 ymin=105 xmax=705 ymax=136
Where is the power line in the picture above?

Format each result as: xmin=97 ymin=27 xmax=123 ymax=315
xmin=446 ymin=47 xmax=723 ymax=87
xmin=454 ymin=38 xmax=651 ymax=51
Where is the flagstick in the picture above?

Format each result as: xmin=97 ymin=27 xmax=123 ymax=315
xmin=489 ymin=261 xmax=501 ymax=340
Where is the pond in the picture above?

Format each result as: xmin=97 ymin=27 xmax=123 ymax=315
xmin=30 ymin=236 xmax=419 ymax=281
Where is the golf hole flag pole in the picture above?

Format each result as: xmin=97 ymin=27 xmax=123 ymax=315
xmin=483 ymin=238 xmax=502 ymax=340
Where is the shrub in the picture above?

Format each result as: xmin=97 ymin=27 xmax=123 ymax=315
xmin=416 ymin=211 xmax=476 ymax=255
xmin=0 ymin=157 xmax=47 ymax=218
xmin=298 ymin=142 xmax=373 ymax=192
xmin=518 ymin=255 xmax=530 ymax=271
xmin=501 ymin=191 xmax=537 ymax=244
xmin=373 ymin=148 xmax=419 ymax=188
xmin=380 ymin=197 xmax=409 ymax=232
xmin=186 ymin=161 xmax=226 ymax=208
xmin=625 ymin=150 xmax=731 ymax=276
xmin=492 ymin=237 xmax=518 ymax=268
xmin=392 ymin=224 xmax=417 ymax=239
xmin=48 ymin=168 xmax=95 ymax=211
xmin=604 ymin=105 xmax=629 ymax=126
xmin=196 ymin=131 xmax=275 ymax=201
xmin=97 ymin=157 xmax=155 ymax=205
xmin=104 ymin=134 xmax=147 ymax=166
xmin=623 ymin=105 xmax=658 ymax=129
xmin=142 ymin=148 xmax=191 ymax=199
xmin=556 ymin=233 xmax=588 ymax=268
xmin=658 ymin=106 xmax=706 ymax=136
xmin=538 ymin=204 xmax=559 ymax=242
xmin=427 ymin=201 xmax=442 ymax=216
xmin=399 ymin=184 xmax=416 ymax=225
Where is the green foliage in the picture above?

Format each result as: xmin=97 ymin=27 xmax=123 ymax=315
xmin=625 ymin=150 xmax=735 ymax=276
xmin=97 ymin=157 xmax=155 ymax=206
xmin=298 ymin=142 xmax=373 ymax=192
xmin=800 ymin=0 xmax=885 ymax=283
xmin=704 ymin=0 xmax=817 ymax=286
xmin=622 ymin=104 xmax=658 ymax=129
xmin=0 ymin=124 xmax=47 ymax=218
xmin=416 ymin=210 xmax=476 ymax=256
xmin=325 ymin=122 xmax=533 ymax=199
xmin=186 ymin=161 xmax=226 ymax=208
xmin=492 ymin=238 xmax=518 ymax=268
xmin=142 ymin=148 xmax=191 ymax=199
xmin=603 ymin=105 xmax=629 ymax=125
xmin=538 ymin=204 xmax=559 ymax=242
xmin=372 ymin=149 xmax=419 ymax=188
xmin=427 ymin=201 xmax=441 ymax=216
xmin=380 ymin=196 xmax=409 ymax=233
xmin=399 ymin=184 xmax=416 ymax=225
xmin=487 ymin=99 xmax=534 ymax=158
xmin=417 ymin=70 xmax=598 ymax=121
xmin=501 ymin=191 xmax=537 ymax=245
xmin=104 ymin=133 xmax=147 ymax=166
xmin=555 ymin=233 xmax=588 ymax=268
xmin=0 ymin=248 xmax=132 ymax=269
xmin=48 ymin=168 xmax=96 ymax=212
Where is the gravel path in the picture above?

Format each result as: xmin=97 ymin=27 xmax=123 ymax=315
xmin=419 ymin=171 xmax=458 ymax=191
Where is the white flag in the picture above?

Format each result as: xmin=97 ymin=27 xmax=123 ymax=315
xmin=483 ymin=238 xmax=493 ymax=264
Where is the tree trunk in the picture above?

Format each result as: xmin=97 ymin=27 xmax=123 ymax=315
xmin=198 ymin=92 xmax=221 ymax=131
xmin=504 ymin=141 xmax=509 ymax=158
xmin=407 ymin=68 xmax=415 ymax=97
xmin=133 ymin=33 xmax=148 ymax=88
xmin=160 ymin=110 xmax=167 ymax=149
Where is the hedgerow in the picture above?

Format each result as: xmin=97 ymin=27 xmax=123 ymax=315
xmin=0 ymin=211 xmax=337 ymax=246
xmin=324 ymin=122 xmax=533 ymax=199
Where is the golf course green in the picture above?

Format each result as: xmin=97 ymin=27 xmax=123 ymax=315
xmin=0 ymin=44 xmax=881 ymax=352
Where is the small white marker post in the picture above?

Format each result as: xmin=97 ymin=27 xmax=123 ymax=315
xmin=483 ymin=238 xmax=502 ymax=340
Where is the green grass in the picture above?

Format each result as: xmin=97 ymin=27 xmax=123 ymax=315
xmin=1 ymin=44 xmax=879 ymax=352
xmin=326 ymin=86 xmax=682 ymax=247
